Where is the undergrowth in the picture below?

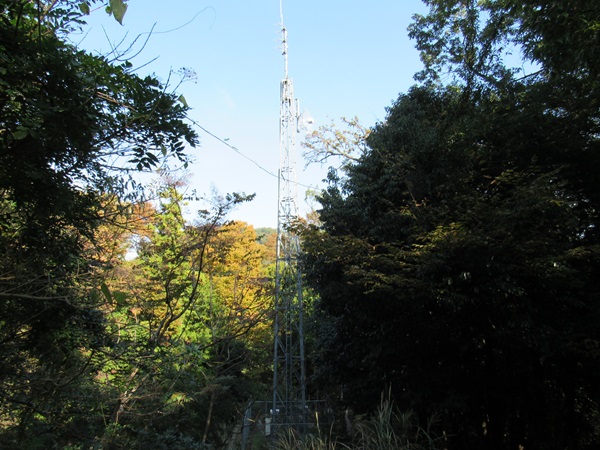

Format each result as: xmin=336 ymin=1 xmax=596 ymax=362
xmin=275 ymin=394 xmax=445 ymax=450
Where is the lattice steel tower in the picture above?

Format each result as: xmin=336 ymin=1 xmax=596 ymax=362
xmin=271 ymin=1 xmax=307 ymax=433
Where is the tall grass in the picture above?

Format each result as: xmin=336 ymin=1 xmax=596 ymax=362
xmin=351 ymin=396 xmax=441 ymax=450
xmin=276 ymin=427 xmax=339 ymax=450
xmin=275 ymin=393 xmax=445 ymax=450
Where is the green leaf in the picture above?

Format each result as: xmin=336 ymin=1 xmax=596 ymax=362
xmin=79 ymin=2 xmax=90 ymax=15
xmin=100 ymin=282 xmax=113 ymax=304
xmin=178 ymin=94 xmax=189 ymax=108
xmin=113 ymin=291 xmax=127 ymax=307
xmin=89 ymin=289 xmax=101 ymax=303
xmin=13 ymin=126 xmax=29 ymax=140
xmin=109 ymin=0 xmax=128 ymax=25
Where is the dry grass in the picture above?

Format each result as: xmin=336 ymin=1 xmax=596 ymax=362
xmin=275 ymin=393 xmax=445 ymax=450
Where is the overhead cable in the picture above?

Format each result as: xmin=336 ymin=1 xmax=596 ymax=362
xmin=185 ymin=115 xmax=316 ymax=190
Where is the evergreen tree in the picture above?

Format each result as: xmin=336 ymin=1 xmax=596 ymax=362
xmin=303 ymin=1 xmax=600 ymax=448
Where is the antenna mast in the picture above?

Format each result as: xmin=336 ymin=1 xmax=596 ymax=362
xmin=271 ymin=0 xmax=307 ymax=433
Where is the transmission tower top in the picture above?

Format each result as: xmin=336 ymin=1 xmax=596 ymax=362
xmin=280 ymin=0 xmax=289 ymax=79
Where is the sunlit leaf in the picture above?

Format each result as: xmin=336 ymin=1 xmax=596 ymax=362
xmin=178 ymin=94 xmax=189 ymax=107
xmin=109 ymin=0 xmax=128 ymax=25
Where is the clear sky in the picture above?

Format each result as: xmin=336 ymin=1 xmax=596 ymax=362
xmin=76 ymin=0 xmax=427 ymax=228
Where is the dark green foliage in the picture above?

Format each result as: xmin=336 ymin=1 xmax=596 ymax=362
xmin=303 ymin=1 xmax=600 ymax=448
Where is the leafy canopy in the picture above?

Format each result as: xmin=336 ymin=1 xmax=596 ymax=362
xmin=302 ymin=1 xmax=600 ymax=448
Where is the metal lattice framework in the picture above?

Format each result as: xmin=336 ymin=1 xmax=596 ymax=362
xmin=271 ymin=13 xmax=307 ymax=433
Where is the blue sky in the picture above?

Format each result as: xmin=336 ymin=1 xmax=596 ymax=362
xmin=77 ymin=0 xmax=427 ymax=227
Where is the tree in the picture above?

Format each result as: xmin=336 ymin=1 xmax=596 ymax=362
xmin=92 ymin=185 xmax=241 ymax=446
xmin=0 ymin=1 xmax=198 ymax=446
xmin=302 ymin=116 xmax=370 ymax=172
xmin=205 ymin=220 xmax=273 ymax=368
xmin=302 ymin=1 xmax=600 ymax=448
xmin=85 ymin=182 xmax=274 ymax=448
